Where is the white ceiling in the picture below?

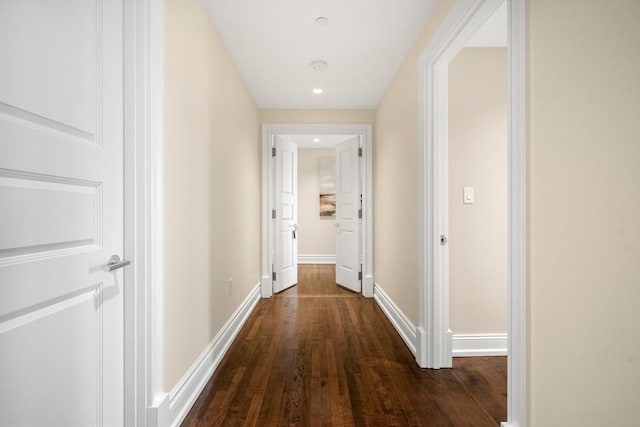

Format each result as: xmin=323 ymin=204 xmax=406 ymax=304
xmin=202 ymin=0 xmax=439 ymax=109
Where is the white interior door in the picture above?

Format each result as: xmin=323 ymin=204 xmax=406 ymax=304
xmin=335 ymin=137 xmax=361 ymax=292
xmin=273 ymin=138 xmax=298 ymax=293
xmin=0 ymin=1 xmax=125 ymax=425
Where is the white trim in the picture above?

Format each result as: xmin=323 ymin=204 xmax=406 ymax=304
xmin=146 ymin=396 xmax=169 ymax=427
xmin=452 ymin=333 xmax=508 ymax=357
xmin=361 ymin=128 xmax=374 ymax=298
xmin=260 ymin=275 xmax=272 ymax=299
xmin=260 ymin=126 xmax=272 ymax=299
xmin=363 ymin=275 xmax=374 ymax=299
xmin=373 ymin=283 xmax=417 ymax=356
xmin=148 ymin=0 xmax=167 ymax=422
xmin=418 ymin=0 xmax=527 ymax=426
xmin=261 ymin=124 xmax=374 ymax=299
xmin=505 ymin=0 xmax=527 ymax=425
xmin=168 ymin=284 xmax=261 ymax=427
xmin=297 ymin=254 xmax=336 ymax=264
xmin=123 ymin=1 xmax=166 ymax=426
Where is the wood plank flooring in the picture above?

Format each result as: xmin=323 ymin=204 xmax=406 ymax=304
xmin=182 ymin=265 xmax=506 ymax=426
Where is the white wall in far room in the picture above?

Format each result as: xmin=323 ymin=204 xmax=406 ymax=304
xmin=297 ymin=148 xmax=336 ymax=257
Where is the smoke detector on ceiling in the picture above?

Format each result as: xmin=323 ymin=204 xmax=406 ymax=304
xmin=315 ymin=16 xmax=328 ymax=26
xmin=310 ymin=60 xmax=328 ymax=71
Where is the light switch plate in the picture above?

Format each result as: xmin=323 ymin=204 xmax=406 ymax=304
xmin=463 ymin=187 xmax=474 ymax=204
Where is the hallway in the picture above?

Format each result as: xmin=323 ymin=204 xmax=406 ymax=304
xmin=181 ymin=265 xmax=506 ymax=426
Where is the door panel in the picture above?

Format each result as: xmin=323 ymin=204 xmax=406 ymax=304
xmin=0 ymin=175 xmax=98 ymax=255
xmin=0 ymin=0 xmax=96 ymax=135
xmin=0 ymin=293 xmax=100 ymax=426
xmin=336 ymin=138 xmax=361 ymax=292
xmin=273 ymin=138 xmax=297 ymax=293
xmin=0 ymin=1 xmax=124 ymax=425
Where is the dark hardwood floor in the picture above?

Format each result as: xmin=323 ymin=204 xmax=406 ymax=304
xmin=182 ymin=265 xmax=506 ymax=426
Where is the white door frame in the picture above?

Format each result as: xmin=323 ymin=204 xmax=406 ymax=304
xmin=417 ymin=1 xmax=526 ymax=426
xmin=123 ymin=0 xmax=168 ymax=426
xmin=261 ymin=124 xmax=374 ymax=299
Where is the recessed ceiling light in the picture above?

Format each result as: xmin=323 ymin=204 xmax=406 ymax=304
xmin=315 ymin=16 xmax=328 ymax=26
xmin=313 ymin=138 xmax=320 ymax=143
xmin=312 ymin=88 xmax=323 ymax=94
xmin=310 ymin=60 xmax=328 ymax=71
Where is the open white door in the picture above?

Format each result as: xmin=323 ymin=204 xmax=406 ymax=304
xmin=335 ymin=137 xmax=361 ymax=292
xmin=0 ymin=1 xmax=125 ymax=425
xmin=273 ymin=138 xmax=298 ymax=293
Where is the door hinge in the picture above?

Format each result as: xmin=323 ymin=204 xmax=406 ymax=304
xmin=272 ymin=271 xmax=276 ymax=281
xmin=358 ymin=208 xmax=362 ymax=219
xmin=272 ymin=209 xmax=276 ymax=219
xmin=358 ymin=147 xmax=363 ymax=157
xmin=358 ymin=270 xmax=362 ymax=281
xmin=272 ymin=146 xmax=276 ymax=157
xmin=440 ymin=235 xmax=448 ymax=245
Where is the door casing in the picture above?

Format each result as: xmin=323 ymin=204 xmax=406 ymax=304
xmin=123 ymin=0 xmax=168 ymax=425
xmin=261 ymin=124 xmax=373 ymax=299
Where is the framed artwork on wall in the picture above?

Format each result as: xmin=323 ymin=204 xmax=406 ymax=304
xmin=319 ymin=156 xmax=336 ymax=217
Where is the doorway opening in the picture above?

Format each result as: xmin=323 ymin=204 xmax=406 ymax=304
xmin=261 ymin=124 xmax=373 ymax=299
xmin=447 ymin=4 xmax=509 ymax=357
xmin=418 ymin=1 xmax=526 ymax=426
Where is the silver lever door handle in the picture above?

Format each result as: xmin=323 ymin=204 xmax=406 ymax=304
xmin=105 ymin=254 xmax=131 ymax=272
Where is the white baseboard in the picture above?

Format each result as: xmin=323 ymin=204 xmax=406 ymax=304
xmin=297 ymin=254 xmax=335 ymax=264
xmin=373 ymin=283 xmax=416 ymax=356
xmin=452 ymin=333 xmax=508 ymax=357
xmin=168 ymin=283 xmax=261 ymax=427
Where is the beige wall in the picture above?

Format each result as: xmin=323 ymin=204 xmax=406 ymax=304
xmin=164 ymin=0 xmax=260 ymax=391
xmin=528 ymin=1 xmax=640 ymax=425
xmin=448 ymin=48 xmax=507 ymax=334
xmin=297 ymin=149 xmax=336 ymax=256
xmin=260 ymin=109 xmax=375 ymax=125
xmin=374 ymin=0 xmax=454 ymax=325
